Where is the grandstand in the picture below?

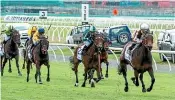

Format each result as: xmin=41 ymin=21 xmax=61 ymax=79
xmin=1 ymin=0 xmax=175 ymax=17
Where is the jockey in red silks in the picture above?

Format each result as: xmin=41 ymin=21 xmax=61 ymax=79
xmin=120 ymin=23 xmax=150 ymax=61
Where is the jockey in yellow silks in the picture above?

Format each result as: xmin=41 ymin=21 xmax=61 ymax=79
xmin=28 ymin=28 xmax=45 ymax=59
xmin=27 ymin=26 xmax=37 ymax=40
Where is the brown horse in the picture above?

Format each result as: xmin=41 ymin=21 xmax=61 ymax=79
xmin=118 ymin=33 xmax=155 ymax=93
xmin=70 ymin=33 xmax=105 ymax=87
xmin=22 ymin=38 xmax=33 ymax=69
xmin=1 ymin=29 xmax=22 ymax=76
xmin=26 ymin=36 xmax=50 ymax=84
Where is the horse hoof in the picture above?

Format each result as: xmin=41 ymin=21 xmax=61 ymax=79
xmin=81 ymin=84 xmax=85 ymax=87
xmin=74 ymin=83 xmax=78 ymax=87
xmin=131 ymin=77 xmax=135 ymax=81
xmin=147 ymin=88 xmax=152 ymax=92
xmin=18 ymin=73 xmax=22 ymax=76
xmin=8 ymin=70 xmax=12 ymax=73
xmin=91 ymin=83 xmax=95 ymax=88
xmin=46 ymin=78 xmax=50 ymax=82
xmin=142 ymin=89 xmax=146 ymax=93
xmin=105 ymin=74 xmax=108 ymax=78
xmin=124 ymin=87 xmax=128 ymax=92
xmin=135 ymin=84 xmax=139 ymax=87
xmin=101 ymin=76 xmax=104 ymax=79
xmin=83 ymin=73 xmax=85 ymax=76
xmin=39 ymin=82 xmax=43 ymax=84
xmin=27 ymin=79 xmax=29 ymax=82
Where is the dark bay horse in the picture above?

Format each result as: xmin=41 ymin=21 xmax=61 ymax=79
xmin=26 ymin=36 xmax=50 ymax=84
xmin=70 ymin=33 xmax=105 ymax=87
xmin=1 ymin=30 xmax=22 ymax=76
xmin=118 ymin=33 xmax=155 ymax=93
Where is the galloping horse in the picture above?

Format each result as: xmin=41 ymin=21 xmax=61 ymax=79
xmin=26 ymin=36 xmax=50 ymax=84
xmin=1 ymin=29 xmax=22 ymax=76
xmin=118 ymin=33 xmax=155 ymax=93
xmin=70 ymin=33 xmax=105 ymax=87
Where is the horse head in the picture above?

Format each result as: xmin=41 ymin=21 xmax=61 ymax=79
xmin=11 ymin=30 xmax=21 ymax=46
xmin=93 ymin=33 xmax=105 ymax=53
xmin=142 ymin=33 xmax=153 ymax=51
xmin=40 ymin=36 xmax=49 ymax=55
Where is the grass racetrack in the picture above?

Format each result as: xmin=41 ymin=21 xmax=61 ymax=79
xmin=1 ymin=60 xmax=175 ymax=100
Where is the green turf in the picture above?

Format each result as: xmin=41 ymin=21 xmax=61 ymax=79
xmin=1 ymin=61 xmax=175 ymax=100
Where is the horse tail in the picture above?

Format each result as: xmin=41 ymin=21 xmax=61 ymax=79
xmin=69 ymin=47 xmax=80 ymax=71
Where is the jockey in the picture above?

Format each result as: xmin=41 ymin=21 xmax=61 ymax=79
xmin=82 ymin=25 xmax=96 ymax=55
xmin=129 ymin=23 xmax=150 ymax=53
xmin=28 ymin=28 xmax=45 ymax=59
xmin=27 ymin=26 xmax=37 ymax=40
xmin=120 ymin=23 xmax=150 ymax=60
xmin=2 ymin=25 xmax=13 ymax=44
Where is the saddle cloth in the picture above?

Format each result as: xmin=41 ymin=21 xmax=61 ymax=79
xmin=27 ymin=44 xmax=35 ymax=62
xmin=124 ymin=44 xmax=132 ymax=62
xmin=77 ymin=45 xmax=85 ymax=60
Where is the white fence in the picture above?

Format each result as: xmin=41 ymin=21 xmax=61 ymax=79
xmin=1 ymin=16 xmax=175 ymax=42
xmin=49 ymin=43 xmax=175 ymax=72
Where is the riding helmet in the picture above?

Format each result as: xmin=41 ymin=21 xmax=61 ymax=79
xmin=31 ymin=26 xmax=37 ymax=32
xmin=38 ymin=28 xmax=45 ymax=33
xmin=89 ymin=25 xmax=96 ymax=32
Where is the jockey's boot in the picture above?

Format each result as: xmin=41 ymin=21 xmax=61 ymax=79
xmin=82 ymin=46 xmax=88 ymax=56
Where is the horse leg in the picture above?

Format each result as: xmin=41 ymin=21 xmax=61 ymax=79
xmin=35 ymin=68 xmax=38 ymax=83
xmin=74 ymin=61 xmax=80 ymax=87
xmin=147 ymin=68 xmax=155 ymax=92
xmin=26 ymin=61 xmax=31 ymax=82
xmin=38 ymin=67 xmax=43 ymax=84
xmin=81 ymin=68 xmax=88 ymax=87
xmin=100 ymin=66 xmax=104 ymax=79
xmin=131 ymin=70 xmax=139 ymax=86
xmin=90 ymin=69 xmax=96 ymax=87
xmin=22 ymin=50 xmax=26 ymax=69
xmin=15 ymin=56 xmax=22 ymax=76
xmin=95 ymin=67 xmax=102 ymax=83
xmin=8 ymin=59 xmax=12 ymax=73
xmin=46 ymin=63 xmax=50 ymax=82
xmin=139 ymin=73 xmax=146 ymax=93
xmin=105 ymin=61 xmax=109 ymax=78
xmin=1 ymin=58 xmax=8 ymax=76
xmin=120 ymin=62 xmax=128 ymax=92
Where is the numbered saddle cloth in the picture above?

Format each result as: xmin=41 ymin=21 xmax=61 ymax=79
xmin=77 ymin=45 xmax=85 ymax=60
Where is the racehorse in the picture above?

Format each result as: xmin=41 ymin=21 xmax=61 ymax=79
xmin=1 ymin=29 xmax=22 ymax=76
xmin=70 ymin=33 xmax=105 ymax=87
xmin=118 ymin=33 xmax=155 ymax=93
xmin=26 ymin=36 xmax=50 ymax=84
xmin=22 ymin=38 xmax=33 ymax=69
